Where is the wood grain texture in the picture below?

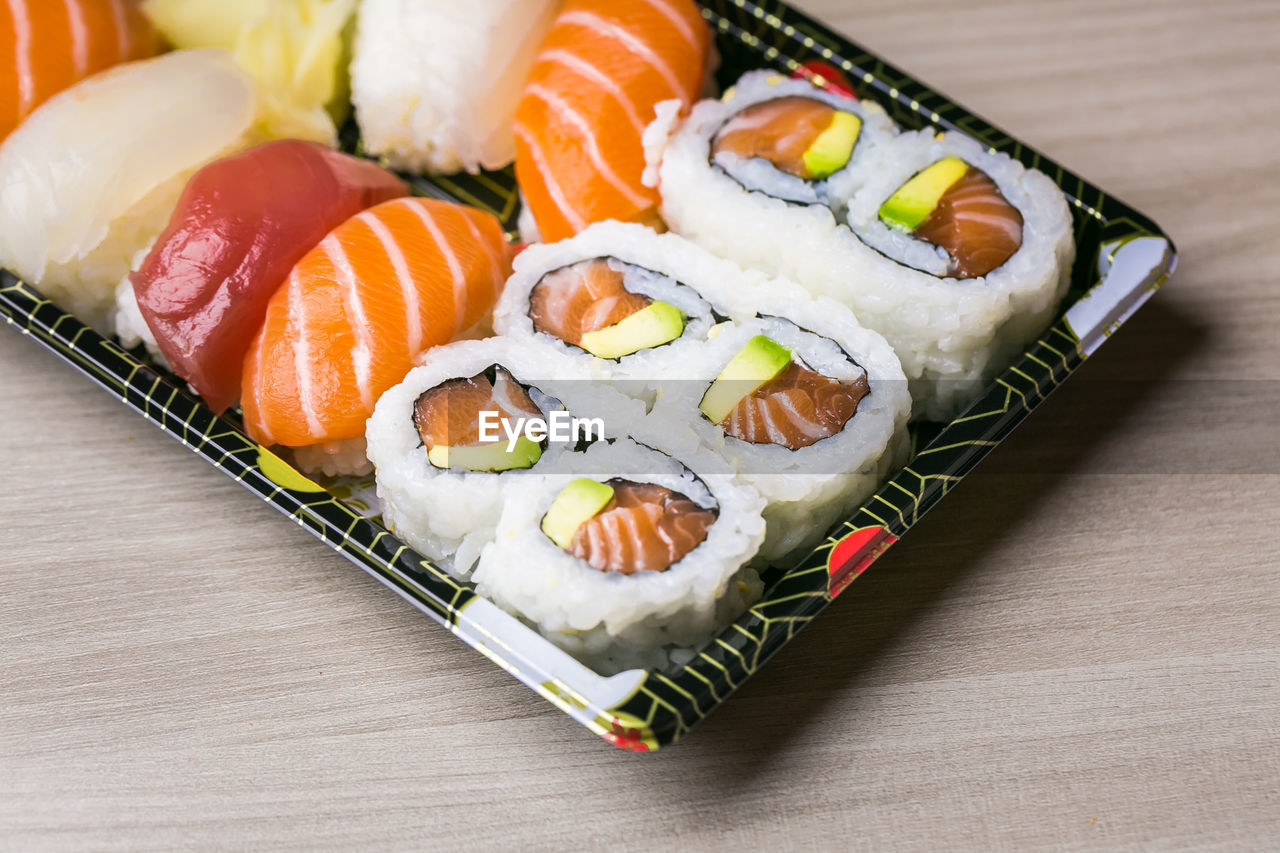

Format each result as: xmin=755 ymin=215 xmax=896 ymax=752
xmin=2 ymin=1 xmax=1278 ymax=850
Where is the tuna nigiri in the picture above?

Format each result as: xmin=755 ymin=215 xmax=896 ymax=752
xmin=130 ymin=140 xmax=408 ymax=415
xmin=0 ymin=0 xmax=163 ymax=142
xmin=241 ymin=197 xmax=513 ymax=471
xmin=513 ymin=0 xmax=710 ymax=242
xmin=0 ymin=49 xmax=259 ymax=332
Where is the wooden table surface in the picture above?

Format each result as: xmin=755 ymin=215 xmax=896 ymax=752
xmin=2 ymin=1 xmax=1277 ymax=850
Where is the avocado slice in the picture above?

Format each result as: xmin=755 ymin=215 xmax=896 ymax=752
xmin=541 ymin=478 xmax=616 ymax=549
xmin=579 ymin=300 xmax=685 ymax=359
xmin=878 ymin=155 xmax=970 ymax=232
xmin=699 ymin=335 xmax=793 ymax=424
xmin=426 ymin=436 xmax=542 ymax=472
xmin=802 ymin=111 xmax=862 ymax=180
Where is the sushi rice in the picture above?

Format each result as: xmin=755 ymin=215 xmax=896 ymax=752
xmin=472 ymin=437 xmax=766 ymax=674
xmin=289 ymin=436 xmax=375 ymax=479
xmin=110 ymin=244 xmax=165 ymax=365
xmin=351 ymin=0 xmax=560 ymax=174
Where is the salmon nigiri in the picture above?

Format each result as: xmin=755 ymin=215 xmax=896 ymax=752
xmin=513 ymin=0 xmax=710 ymax=242
xmin=241 ymin=197 xmax=513 ymax=465
xmin=0 ymin=0 xmax=163 ymax=142
xmin=132 ymin=140 xmax=408 ymax=415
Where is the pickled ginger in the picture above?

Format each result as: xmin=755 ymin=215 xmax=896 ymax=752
xmin=141 ymin=0 xmax=356 ymax=145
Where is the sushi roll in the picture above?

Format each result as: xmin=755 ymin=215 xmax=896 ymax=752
xmin=649 ymin=70 xmax=898 ymax=213
xmin=472 ymin=438 xmax=766 ymax=674
xmin=647 ymin=72 xmax=1075 ymax=421
xmin=634 ymin=298 xmax=910 ymax=565
xmin=0 ymin=49 xmax=260 ymax=332
xmin=492 ymin=221 xmax=763 ymax=392
xmin=241 ymin=197 xmax=515 ymax=476
xmin=839 ymin=130 xmax=1075 ymax=418
xmin=366 ymin=337 xmax=645 ymax=576
xmin=513 ymin=0 xmax=711 ymax=241
xmin=350 ymin=0 xmax=560 ymax=174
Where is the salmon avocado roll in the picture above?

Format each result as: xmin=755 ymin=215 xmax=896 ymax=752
xmin=473 ymin=438 xmax=766 ymax=674
xmin=365 ymin=336 xmax=644 ymax=576
xmin=644 ymin=70 xmax=898 ymax=217
xmin=647 ymin=70 xmax=1075 ymax=422
xmin=838 ymin=129 xmax=1075 ymax=418
xmin=703 ymin=75 xmax=897 ymax=210
xmin=554 ymin=478 xmax=718 ymax=576
xmin=874 ymin=155 xmax=1024 ymax=280
xmin=494 ymin=221 xmax=772 ymax=396
xmin=636 ymin=297 xmax=910 ymax=566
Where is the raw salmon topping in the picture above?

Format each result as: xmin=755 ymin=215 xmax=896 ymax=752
xmin=240 ymin=197 xmax=513 ymax=448
xmin=720 ymin=361 xmax=869 ymax=449
xmin=513 ymin=0 xmax=710 ymax=241
xmin=568 ymin=479 xmax=717 ymax=574
xmin=713 ymin=96 xmax=851 ymax=180
xmin=413 ymin=367 xmax=542 ymax=450
xmin=529 ymin=258 xmax=653 ymax=346
xmin=915 ymin=167 xmax=1024 ymax=278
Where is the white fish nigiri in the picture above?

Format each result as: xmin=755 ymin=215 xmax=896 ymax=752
xmin=0 ymin=49 xmax=259 ymax=332
xmin=350 ymin=0 xmax=561 ymax=175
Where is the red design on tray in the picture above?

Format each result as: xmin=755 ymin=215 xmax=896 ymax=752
xmin=826 ymin=525 xmax=897 ymax=597
xmin=792 ymin=61 xmax=856 ymax=99
xmin=601 ymin=718 xmax=652 ymax=752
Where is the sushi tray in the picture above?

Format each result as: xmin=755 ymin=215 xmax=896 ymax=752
xmin=0 ymin=0 xmax=1176 ymax=751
